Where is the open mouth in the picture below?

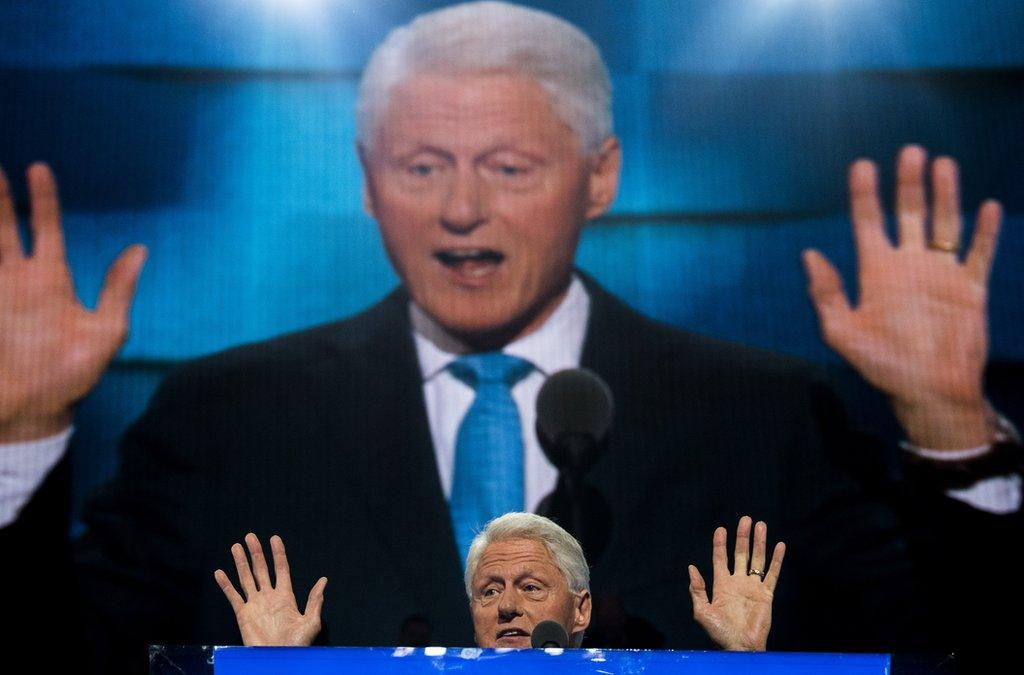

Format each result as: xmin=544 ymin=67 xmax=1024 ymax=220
xmin=435 ymin=248 xmax=505 ymax=279
xmin=495 ymin=627 xmax=530 ymax=640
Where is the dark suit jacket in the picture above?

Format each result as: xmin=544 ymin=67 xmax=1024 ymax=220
xmin=4 ymin=278 xmax=1019 ymax=673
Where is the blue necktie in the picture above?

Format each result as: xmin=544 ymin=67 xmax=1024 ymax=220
xmin=448 ymin=352 xmax=533 ymax=564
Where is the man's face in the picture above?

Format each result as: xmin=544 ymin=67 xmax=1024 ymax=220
xmin=469 ymin=538 xmax=591 ymax=648
xmin=361 ymin=71 xmax=620 ymax=348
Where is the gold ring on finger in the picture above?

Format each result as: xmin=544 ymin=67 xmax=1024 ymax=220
xmin=747 ymin=568 xmax=765 ymax=580
xmin=928 ymin=240 xmax=958 ymax=254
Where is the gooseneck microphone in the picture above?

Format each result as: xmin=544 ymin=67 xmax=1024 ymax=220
xmin=530 ymin=620 xmax=569 ymax=648
xmin=535 ymin=368 xmax=615 ymax=562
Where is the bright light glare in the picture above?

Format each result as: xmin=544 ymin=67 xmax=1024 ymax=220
xmin=760 ymin=0 xmax=848 ymax=7
xmin=263 ymin=0 xmax=335 ymax=20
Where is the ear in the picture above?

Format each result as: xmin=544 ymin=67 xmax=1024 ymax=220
xmin=572 ymin=589 xmax=592 ymax=635
xmin=584 ymin=136 xmax=622 ymax=221
xmin=356 ymin=143 xmax=378 ymax=220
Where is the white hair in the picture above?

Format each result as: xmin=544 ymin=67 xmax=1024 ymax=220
xmin=463 ymin=512 xmax=590 ymax=599
xmin=356 ymin=1 xmax=613 ymax=155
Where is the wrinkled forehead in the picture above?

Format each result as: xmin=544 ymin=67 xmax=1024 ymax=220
xmin=372 ymin=71 xmax=579 ymax=156
xmin=475 ymin=538 xmax=563 ymax=580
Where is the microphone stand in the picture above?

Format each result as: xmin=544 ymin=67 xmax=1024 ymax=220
xmin=537 ymin=432 xmax=612 ymax=563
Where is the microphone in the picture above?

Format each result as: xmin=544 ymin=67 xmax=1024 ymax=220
xmin=535 ymin=368 xmax=614 ymax=474
xmin=535 ymin=368 xmax=614 ymax=562
xmin=530 ymin=620 xmax=569 ymax=648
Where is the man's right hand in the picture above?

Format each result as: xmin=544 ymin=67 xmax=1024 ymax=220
xmin=215 ymin=534 xmax=328 ymax=647
xmin=0 ymin=163 xmax=146 ymax=442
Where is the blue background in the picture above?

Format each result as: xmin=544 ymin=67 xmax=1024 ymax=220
xmin=0 ymin=0 xmax=1021 ymax=528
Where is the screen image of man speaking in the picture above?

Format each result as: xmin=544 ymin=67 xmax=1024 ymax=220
xmin=0 ymin=2 xmax=1021 ymax=674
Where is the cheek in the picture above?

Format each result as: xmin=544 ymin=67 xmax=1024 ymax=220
xmin=376 ymin=212 xmax=435 ymax=273
xmin=471 ymin=607 xmax=496 ymax=646
xmin=374 ymin=187 xmax=440 ymax=241
xmin=503 ymin=196 xmax=585 ymax=264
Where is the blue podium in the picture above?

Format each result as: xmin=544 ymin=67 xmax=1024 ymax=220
xmin=150 ymin=646 xmax=895 ymax=674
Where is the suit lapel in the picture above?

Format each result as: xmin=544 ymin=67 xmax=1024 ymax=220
xmin=320 ymin=290 xmax=471 ymax=642
xmin=579 ymin=274 xmax=642 ymax=392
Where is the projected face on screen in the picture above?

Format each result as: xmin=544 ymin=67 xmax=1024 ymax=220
xmin=468 ymin=537 xmax=591 ymax=648
xmin=360 ymin=71 xmax=620 ymax=348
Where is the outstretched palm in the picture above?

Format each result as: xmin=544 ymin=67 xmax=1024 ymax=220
xmin=0 ymin=163 xmax=146 ymax=440
xmin=689 ymin=516 xmax=785 ymax=652
xmin=215 ymin=534 xmax=327 ymax=647
xmin=803 ymin=146 xmax=1000 ymax=448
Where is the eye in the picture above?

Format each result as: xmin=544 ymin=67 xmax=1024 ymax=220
xmin=521 ymin=582 xmax=549 ymax=599
xmin=408 ymin=163 xmax=435 ymax=176
xmin=482 ymin=155 xmax=541 ymax=190
xmin=491 ymin=162 xmax=530 ymax=178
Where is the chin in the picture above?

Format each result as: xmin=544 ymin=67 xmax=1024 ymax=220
xmin=422 ymin=301 xmax=532 ymax=345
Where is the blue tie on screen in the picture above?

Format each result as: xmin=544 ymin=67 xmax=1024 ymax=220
xmin=448 ymin=352 xmax=533 ymax=565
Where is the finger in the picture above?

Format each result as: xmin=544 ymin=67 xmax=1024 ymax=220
xmin=732 ymin=516 xmax=752 ymax=574
xmin=26 ymin=162 xmax=66 ymax=263
xmin=96 ymin=244 xmax=147 ymax=324
xmin=304 ymin=577 xmax=328 ymax=618
xmin=763 ymin=542 xmax=786 ymax=593
xmin=802 ymin=249 xmax=853 ymax=346
xmin=231 ymin=542 xmax=257 ymax=598
xmin=245 ymin=533 xmax=272 ymax=590
xmin=895 ymin=145 xmax=927 ymax=248
xmin=214 ymin=569 xmax=246 ymax=614
xmin=749 ymin=520 xmax=768 ymax=575
xmin=270 ymin=535 xmax=293 ymax=595
xmin=687 ymin=565 xmax=709 ymax=607
xmin=848 ymin=159 xmax=890 ymax=261
xmin=711 ymin=526 xmax=729 ymax=585
xmin=929 ymin=156 xmax=962 ymax=253
xmin=965 ymin=200 xmax=1002 ymax=283
xmin=0 ymin=166 xmax=25 ymax=263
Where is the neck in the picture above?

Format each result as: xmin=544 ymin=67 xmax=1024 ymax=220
xmin=424 ymin=279 xmax=573 ymax=353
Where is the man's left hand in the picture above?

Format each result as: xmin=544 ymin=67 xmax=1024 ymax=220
xmin=803 ymin=144 xmax=1002 ymax=449
xmin=688 ymin=516 xmax=785 ymax=651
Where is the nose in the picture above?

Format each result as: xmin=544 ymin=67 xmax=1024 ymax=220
xmin=497 ymin=589 xmax=523 ymax=623
xmin=440 ymin=166 xmax=486 ymax=233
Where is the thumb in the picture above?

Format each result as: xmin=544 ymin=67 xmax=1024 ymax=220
xmin=801 ymin=249 xmax=852 ymax=342
xmin=688 ymin=564 xmax=709 ymax=607
xmin=304 ymin=577 xmax=328 ymax=620
xmin=97 ymin=244 xmax=147 ymax=325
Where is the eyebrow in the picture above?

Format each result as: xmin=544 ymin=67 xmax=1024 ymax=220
xmin=478 ymin=570 xmax=552 ymax=588
xmin=392 ymin=143 xmax=548 ymax=164
xmin=393 ymin=145 xmax=454 ymax=162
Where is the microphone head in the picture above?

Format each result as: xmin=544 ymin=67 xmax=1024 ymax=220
xmin=530 ymin=620 xmax=569 ymax=648
xmin=536 ymin=368 xmax=614 ymax=471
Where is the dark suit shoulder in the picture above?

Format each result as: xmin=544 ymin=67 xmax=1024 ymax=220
xmin=583 ymin=277 xmax=825 ymax=389
xmin=153 ymin=290 xmax=408 ymax=403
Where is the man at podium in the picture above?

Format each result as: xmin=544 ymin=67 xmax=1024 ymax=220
xmin=215 ymin=513 xmax=786 ymax=652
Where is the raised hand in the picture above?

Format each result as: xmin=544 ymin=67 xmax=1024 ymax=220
xmin=688 ymin=516 xmax=785 ymax=651
xmin=803 ymin=145 xmax=999 ymax=449
xmin=214 ymin=533 xmax=327 ymax=647
xmin=0 ymin=163 xmax=147 ymax=441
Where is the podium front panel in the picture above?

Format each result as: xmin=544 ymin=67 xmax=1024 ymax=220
xmin=205 ymin=646 xmax=890 ymax=674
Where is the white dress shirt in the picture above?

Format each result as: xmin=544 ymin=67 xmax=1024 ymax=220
xmin=412 ymin=276 xmax=589 ymax=512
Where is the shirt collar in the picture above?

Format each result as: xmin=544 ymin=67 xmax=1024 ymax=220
xmin=411 ymin=276 xmax=590 ymax=381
